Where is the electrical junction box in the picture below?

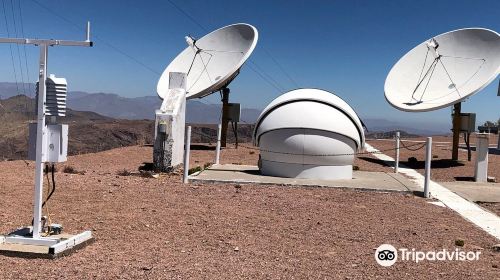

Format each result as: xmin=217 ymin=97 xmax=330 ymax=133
xmin=459 ymin=113 xmax=476 ymax=133
xmin=227 ymin=103 xmax=241 ymax=122
xmin=28 ymin=123 xmax=68 ymax=163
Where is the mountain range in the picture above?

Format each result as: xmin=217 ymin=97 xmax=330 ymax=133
xmin=0 ymin=82 xmax=450 ymax=134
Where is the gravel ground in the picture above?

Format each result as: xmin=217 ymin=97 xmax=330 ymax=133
xmin=0 ymin=145 xmax=499 ymax=279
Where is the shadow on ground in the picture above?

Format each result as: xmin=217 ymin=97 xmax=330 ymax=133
xmin=358 ymin=157 xmax=466 ymax=170
xmin=358 ymin=157 xmax=390 ymax=167
xmin=191 ymin=144 xmax=216 ymax=151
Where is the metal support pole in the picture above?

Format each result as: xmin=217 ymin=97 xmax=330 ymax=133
xmin=220 ymin=88 xmax=230 ymax=147
xmin=215 ymin=124 xmax=222 ymax=164
xmin=424 ymin=137 xmax=432 ymax=198
xmin=32 ymin=44 xmax=48 ymax=238
xmin=395 ymin=131 xmax=400 ymax=173
xmin=452 ymin=103 xmax=461 ymax=161
xmin=497 ymin=126 xmax=500 ymax=150
xmin=183 ymin=126 xmax=191 ymax=184
xmin=86 ymin=21 xmax=91 ymax=42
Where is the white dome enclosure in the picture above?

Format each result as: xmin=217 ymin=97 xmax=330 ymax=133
xmin=253 ymin=89 xmax=365 ymax=180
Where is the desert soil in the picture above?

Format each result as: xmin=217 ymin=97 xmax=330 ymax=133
xmin=0 ymin=145 xmax=499 ymax=279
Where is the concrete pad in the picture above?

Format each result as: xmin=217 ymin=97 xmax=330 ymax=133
xmin=190 ymin=164 xmax=420 ymax=193
xmin=440 ymin=181 xmax=500 ymax=203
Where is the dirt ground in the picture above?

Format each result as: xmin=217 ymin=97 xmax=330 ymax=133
xmin=0 ymin=145 xmax=499 ymax=279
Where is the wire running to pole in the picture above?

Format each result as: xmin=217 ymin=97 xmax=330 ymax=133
xmin=262 ymin=46 xmax=299 ymax=88
xmin=1 ymin=0 xmax=20 ymax=97
xmin=166 ymin=0 xmax=288 ymax=95
xmin=29 ymin=0 xmax=161 ymax=76
xmin=10 ymin=0 xmax=27 ymax=97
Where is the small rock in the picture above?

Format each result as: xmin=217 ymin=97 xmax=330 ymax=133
xmin=234 ymin=246 xmax=239 ymax=252
xmin=455 ymin=239 xmax=465 ymax=247
xmin=492 ymin=244 xmax=500 ymax=252
xmin=493 ymin=264 xmax=498 ymax=269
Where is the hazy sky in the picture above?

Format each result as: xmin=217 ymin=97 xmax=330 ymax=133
xmin=0 ymin=0 xmax=498 ymax=126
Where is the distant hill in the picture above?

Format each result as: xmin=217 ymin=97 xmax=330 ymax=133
xmin=0 ymin=95 xmax=254 ymax=160
xmin=0 ymin=82 xmax=451 ymax=135
xmin=0 ymin=82 xmax=261 ymax=123
xmin=0 ymin=95 xmax=154 ymax=160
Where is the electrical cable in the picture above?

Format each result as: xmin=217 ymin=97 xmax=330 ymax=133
xmin=262 ymin=46 xmax=300 ymax=88
xmin=42 ymin=165 xmax=53 ymax=236
xmin=1 ymin=0 xmax=21 ymax=97
xmin=29 ymin=0 xmax=161 ymax=76
xmin=16 ymin=0 xmax=35 ymax=121
xmin=10 ymin=0 xmax=27 ymax=98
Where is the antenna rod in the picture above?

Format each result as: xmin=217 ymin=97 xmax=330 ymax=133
xmin=86 ymin=21 xmax=91 ymax=42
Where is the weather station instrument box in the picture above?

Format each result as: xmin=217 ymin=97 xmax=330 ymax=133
xmin=227 ymin=103 xmax=241 ymax=122
xmin=459 ymin=113 xmax=476 ymax=133
xmin=28 ymin=123 xmax=68 ymax=163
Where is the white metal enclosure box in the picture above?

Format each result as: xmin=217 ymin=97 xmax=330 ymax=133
xmin=28 ymin=123 xmax=68 ymax=163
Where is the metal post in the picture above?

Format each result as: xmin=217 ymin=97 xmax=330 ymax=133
xmin=86 ymin=21 xmax=91 ymax=42
xmin=497 ymin=126 xmax=500 ymax=150
xmin=452 ymin=103 xmax=461 ymax=161
xmin=32 ymin=44 xmax=48 ymax=238
xmin=215 ymin=124 xmax=222 ymax=165
xmin=474 ymin=133 xmax=489 ymax=182
xmin=424 ymin=137 xmax=432 ymax=198
xmin=395 ymin=131 xmax=400 ymax=173
xmin=220 ymin=88 xmax=230 ymax=147
xmin=183 ymin=126 xmax=191 ymax=184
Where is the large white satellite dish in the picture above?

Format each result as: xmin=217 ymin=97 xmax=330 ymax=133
xmin=385 ymin=28 xmax=500 ymax=112
xmin=157 ymin=23 xmax=258 ymax=100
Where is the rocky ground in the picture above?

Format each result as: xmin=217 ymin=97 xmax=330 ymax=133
xmin=0 ymin=145 xmax=499 ymax=279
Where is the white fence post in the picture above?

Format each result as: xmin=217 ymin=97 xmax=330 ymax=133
xmin=183 ymin=126 xmax=192 ymax=184
xmin=497 ymin=129 xmax=500 ymax=150
xmin=475 ymin=133 xmax=489 ymax=182
xmin=395 ymin=131 xmax=400 ymax=173
xmin=424 ymin=137 xmax=432 ymax=198
xmin=215 ymin=124 xmax=222 ymax=165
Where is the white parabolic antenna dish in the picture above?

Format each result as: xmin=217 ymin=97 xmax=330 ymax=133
xmin=385 ymin=28 xmax=500 ymax=112
xmin=157 ymin=23 xmax=258 ymax=100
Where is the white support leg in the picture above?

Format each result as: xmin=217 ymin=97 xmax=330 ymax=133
xmin=424 ymin=137 xmax=432 ymax=198
xmin=183 ymin=126 xmax=192 ymax=184
xmin=394 ymin=131 xmax=400 ymax=173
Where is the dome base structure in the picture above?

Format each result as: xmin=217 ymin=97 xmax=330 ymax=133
xmin=260 ymin=160 xmax=353 ymax=180
xmin=253 ymin=89 xmax=365 ymax=181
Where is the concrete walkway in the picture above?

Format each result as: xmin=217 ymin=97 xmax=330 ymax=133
xmin=365 ymin=143 xmax=500 ymax=240
xmin=190 ymin=164 xmax=420 ymax=192
xmin=440 ymin=181 xmax=500 ymax=203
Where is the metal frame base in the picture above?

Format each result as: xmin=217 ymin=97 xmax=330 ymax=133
xmin=0 ymin=229 xmax=93 ymax=259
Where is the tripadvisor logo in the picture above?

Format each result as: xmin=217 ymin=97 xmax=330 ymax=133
xmin=375 ymin=244 xmax=481 ymax=267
